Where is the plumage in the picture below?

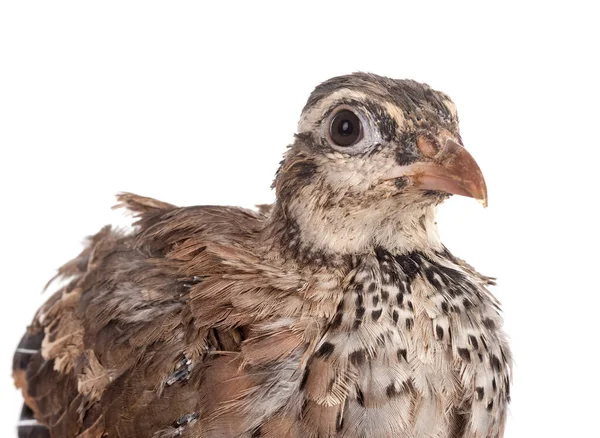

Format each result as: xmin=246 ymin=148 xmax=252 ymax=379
xmin=13 ymin=73 xmax=511 ymax=437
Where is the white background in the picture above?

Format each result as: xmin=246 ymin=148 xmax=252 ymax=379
xmin=1 ymin=1 xmax=598 ymax=436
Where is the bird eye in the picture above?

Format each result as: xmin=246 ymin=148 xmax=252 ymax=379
xmin=329 ymin=109 xmax=362 ymax=147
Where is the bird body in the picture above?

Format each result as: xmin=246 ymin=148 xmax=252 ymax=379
xmin=13 ymin=73 xmax=511 ymax=437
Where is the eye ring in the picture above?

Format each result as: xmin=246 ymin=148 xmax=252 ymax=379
xmin=328 ymin=109 xmax=363 ymax=147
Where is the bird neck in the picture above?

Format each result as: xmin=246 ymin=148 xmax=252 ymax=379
xmin=264 ymin=199 xmax=443 ymax=265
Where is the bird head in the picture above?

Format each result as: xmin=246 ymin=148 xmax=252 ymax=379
xmin=271 ymin=73 xmax=486 ymax=258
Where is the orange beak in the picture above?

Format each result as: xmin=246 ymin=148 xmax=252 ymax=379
xmin=383 ymin=135 xmax=488 ymax=207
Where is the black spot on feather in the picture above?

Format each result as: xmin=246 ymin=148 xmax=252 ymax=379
xmin=468 ymin=335 xmax=479 ymax=349
xmin=396 ymin=292 xmax=404 ymax=306
xmin=355 ymin=293 xmax=364 ymax=307
xmin=397 ymin=348 xmax=407 ymax=361
xmin=316 ymin=342 xmax=335 ymax=358
xmin=356 ymin=306 xmax=366 ymax=319
xmin=349 ymin=349 xmax=367 ymax=366
xmin=371 ymin=308 xmax=383 ymax=321
xmin=483 ymin=318 xmax=496 ymax=330
xmin=435 ymin=325 xmax=444 ymax=340
xmin=475 ymin=387 xmax=484 ymax=400
xmin=490 ymin=354 xmax=501 ymax=371
xmin=457 ymin=348 xmax=471 ymax=362
xmin=356 ymin=387 xmax=365 ymax=407
xmin=386 ymin=383 xmax=399 ymax=398
xmin=330 ymin=312 xmax=343 ymax=329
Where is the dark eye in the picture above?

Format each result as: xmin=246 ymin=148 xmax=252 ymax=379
xmin=329 ymin=109 xmax=362 ymax=147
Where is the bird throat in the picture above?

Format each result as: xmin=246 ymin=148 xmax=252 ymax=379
xmin=269 ymin=200 xmax=443 ymax=265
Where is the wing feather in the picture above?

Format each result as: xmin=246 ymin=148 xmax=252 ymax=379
xmin=13 ymin=193 xmax=313 ymax=437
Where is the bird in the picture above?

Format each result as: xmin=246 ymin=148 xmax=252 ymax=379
xmin=13 ymin=72 xmax=511 ymax=438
